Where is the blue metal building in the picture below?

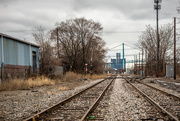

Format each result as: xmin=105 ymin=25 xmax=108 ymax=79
xmin=0 ymin=33 xmax=39 ymax=81
xmin=111 ymin=53 xmax=126 ymax=71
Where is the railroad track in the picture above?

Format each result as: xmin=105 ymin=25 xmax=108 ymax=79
xmin=85 ymin=79 xmax=115 ymax=120
xmin=124 ymin=77 xmax=180 ymax=121
xmin=24 ymin=75 xmax=116 ymax=121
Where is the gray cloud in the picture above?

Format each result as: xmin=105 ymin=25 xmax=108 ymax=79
xmin=72 ymin=0 xmax=178 ymax=20
xmin=72 ymin=0 xmax=154 ymax=20
xmin=0 ymin=0 xmax=179 ymax=47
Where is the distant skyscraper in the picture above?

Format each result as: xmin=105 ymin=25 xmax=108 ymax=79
xmin=116 ymin=53 xmax=121 ymax=64
xmin=111 ymin=53 xmax=126 ymax=70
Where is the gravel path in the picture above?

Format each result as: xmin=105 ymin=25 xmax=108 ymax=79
xmin=105 ymin=78 xmax=159 ymax=120
xmin=0 ymin=79 xmax=103 ymax=121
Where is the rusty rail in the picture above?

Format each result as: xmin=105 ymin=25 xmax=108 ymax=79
xmin=123 ymin=77 xmax=179 ymax=121
xmin=80 ymin=76 xmax=115 ymax=121
xmin=24 ymin=76 xmax=114 ymax=121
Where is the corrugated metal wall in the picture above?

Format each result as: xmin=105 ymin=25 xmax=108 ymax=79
xmin=1 ymin=36 xmax=39 ymax=68
xmin=0 ymin=36 xmax=2 ymax=68
xmin=4 ymin=37 xmax=18 ymax=65
xmin=17 ymin=43 xmax=30 ymax=66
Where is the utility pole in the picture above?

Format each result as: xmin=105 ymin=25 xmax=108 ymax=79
xmin=57 ymin=27 xmax=60 ymax=60
xmin=136 ymin=55 xmax=137 ymax=75
xmin=154 ymin=0 xmax=162 ymax=77
xmin=134 ymin=55 xmax=135 ymax=74
xmin=145 ymin=49 xmax=147 ymax=76
xmin=82 ymin=35 xmax=85 ymax=74
xmin=142 ymin=49 xmax=143 ymax=76
xmin=174 ymin=17 xmax=176 ymax=80
xmin=1 ymin=35 xmax=4 ymax=83
xmin=139 ymin=52 xmax=140 ymax=75
xmin=122 ymin=43 xmax=125 ymax=73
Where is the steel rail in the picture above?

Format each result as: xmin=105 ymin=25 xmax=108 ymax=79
xmin=123 ymin=77 xmax=179 ymax=121
xmin=24 ymin=77 xmax=111 ymax=121
xmin=136 ymin=80 xmax=180 ymax=100
xmin=80 ymin=76 xmax=115 ymax=121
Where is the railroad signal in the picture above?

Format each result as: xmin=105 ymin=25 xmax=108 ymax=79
xmin=85 ymin=63 xmax=88 ymax=75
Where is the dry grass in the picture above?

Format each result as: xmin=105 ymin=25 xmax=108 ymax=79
xmin=0 ymin=76 xmax=55 ymax=91
xmin=85 ymin=74 xmax=108 ymax=80
xmin=63 ymin=72 xmax=82 ymax=82
xmin=0 ymin=72 xmax=108 ymax=91
xmin=63 ymin=72 xmax=108 ymax=81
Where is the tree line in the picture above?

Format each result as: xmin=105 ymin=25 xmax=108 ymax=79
xmin=32 ymin=18 xmax=106 ymax=75
xmin=136 ymin=24 xmax=179 ymax=76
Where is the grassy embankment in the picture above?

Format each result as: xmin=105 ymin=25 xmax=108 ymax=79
xmin=0 ymin=72 xmax=108 ymax=91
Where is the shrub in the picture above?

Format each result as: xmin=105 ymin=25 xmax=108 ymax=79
xmin=63 ymin=72 xmax=82 ymax=82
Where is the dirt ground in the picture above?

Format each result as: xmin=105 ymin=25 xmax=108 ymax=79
xmin=142 ymin=77 xmax=180 ymax=93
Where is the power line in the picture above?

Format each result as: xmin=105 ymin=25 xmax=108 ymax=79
xmin=106 ymin=54 xmax=140 ymax=57
xmin=124 ymin=43 xmax=140 ymax=50
xmin=108 ymin=44 xmax=122 ymax=50
xmin=107 ymin=43 xmax=140 ymax=51
xmin=1 ymin=29 xmax=31 ymax=31
xmin=108 ymin=48 xmax=140 ymax=51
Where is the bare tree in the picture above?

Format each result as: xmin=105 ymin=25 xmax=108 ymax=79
xmin=51 ymin=18 xmax=106 ymax=74
xmin=137 ymin=24 xmax=174 ymax=76
xmin=32 ymin=25 xmax=57 ymax=75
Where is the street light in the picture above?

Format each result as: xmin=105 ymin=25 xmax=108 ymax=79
xmin=154 ymin=0 xmax=162 ymax=10
xmin=154 ymin=4 xmax=161 ymax=10
xmin=154 ymin=0 xmax=162 ymax=77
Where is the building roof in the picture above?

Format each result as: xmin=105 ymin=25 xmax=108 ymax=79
xmin=0 ymin=33 xmax=40 ymax=48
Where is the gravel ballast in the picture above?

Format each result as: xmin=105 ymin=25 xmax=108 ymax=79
xmin=0 ymin=79 xmax=103 ymax=121
xmin=1 ymin=77 xmax=176 ymax=120
xmin=105 ymin=78 xmax=160 ymax=120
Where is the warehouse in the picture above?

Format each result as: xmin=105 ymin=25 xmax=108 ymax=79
xmin=0 ymin=33 xmax=39 ymax=82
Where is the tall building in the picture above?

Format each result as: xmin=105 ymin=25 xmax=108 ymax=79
xmin=116 ymin=53 xmax=121 ymax=64
xmin=111 ymin=53 xmax=126 ymax=70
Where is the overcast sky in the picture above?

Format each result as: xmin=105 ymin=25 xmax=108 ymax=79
xmin=0 ymin=0 xmax=179 ymax=56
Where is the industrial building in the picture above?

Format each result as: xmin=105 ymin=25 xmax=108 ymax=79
xmin=111 ymin=53 xmax=126 ymax=71
xmin=0 ymin=33 xmax=39 ymax=82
